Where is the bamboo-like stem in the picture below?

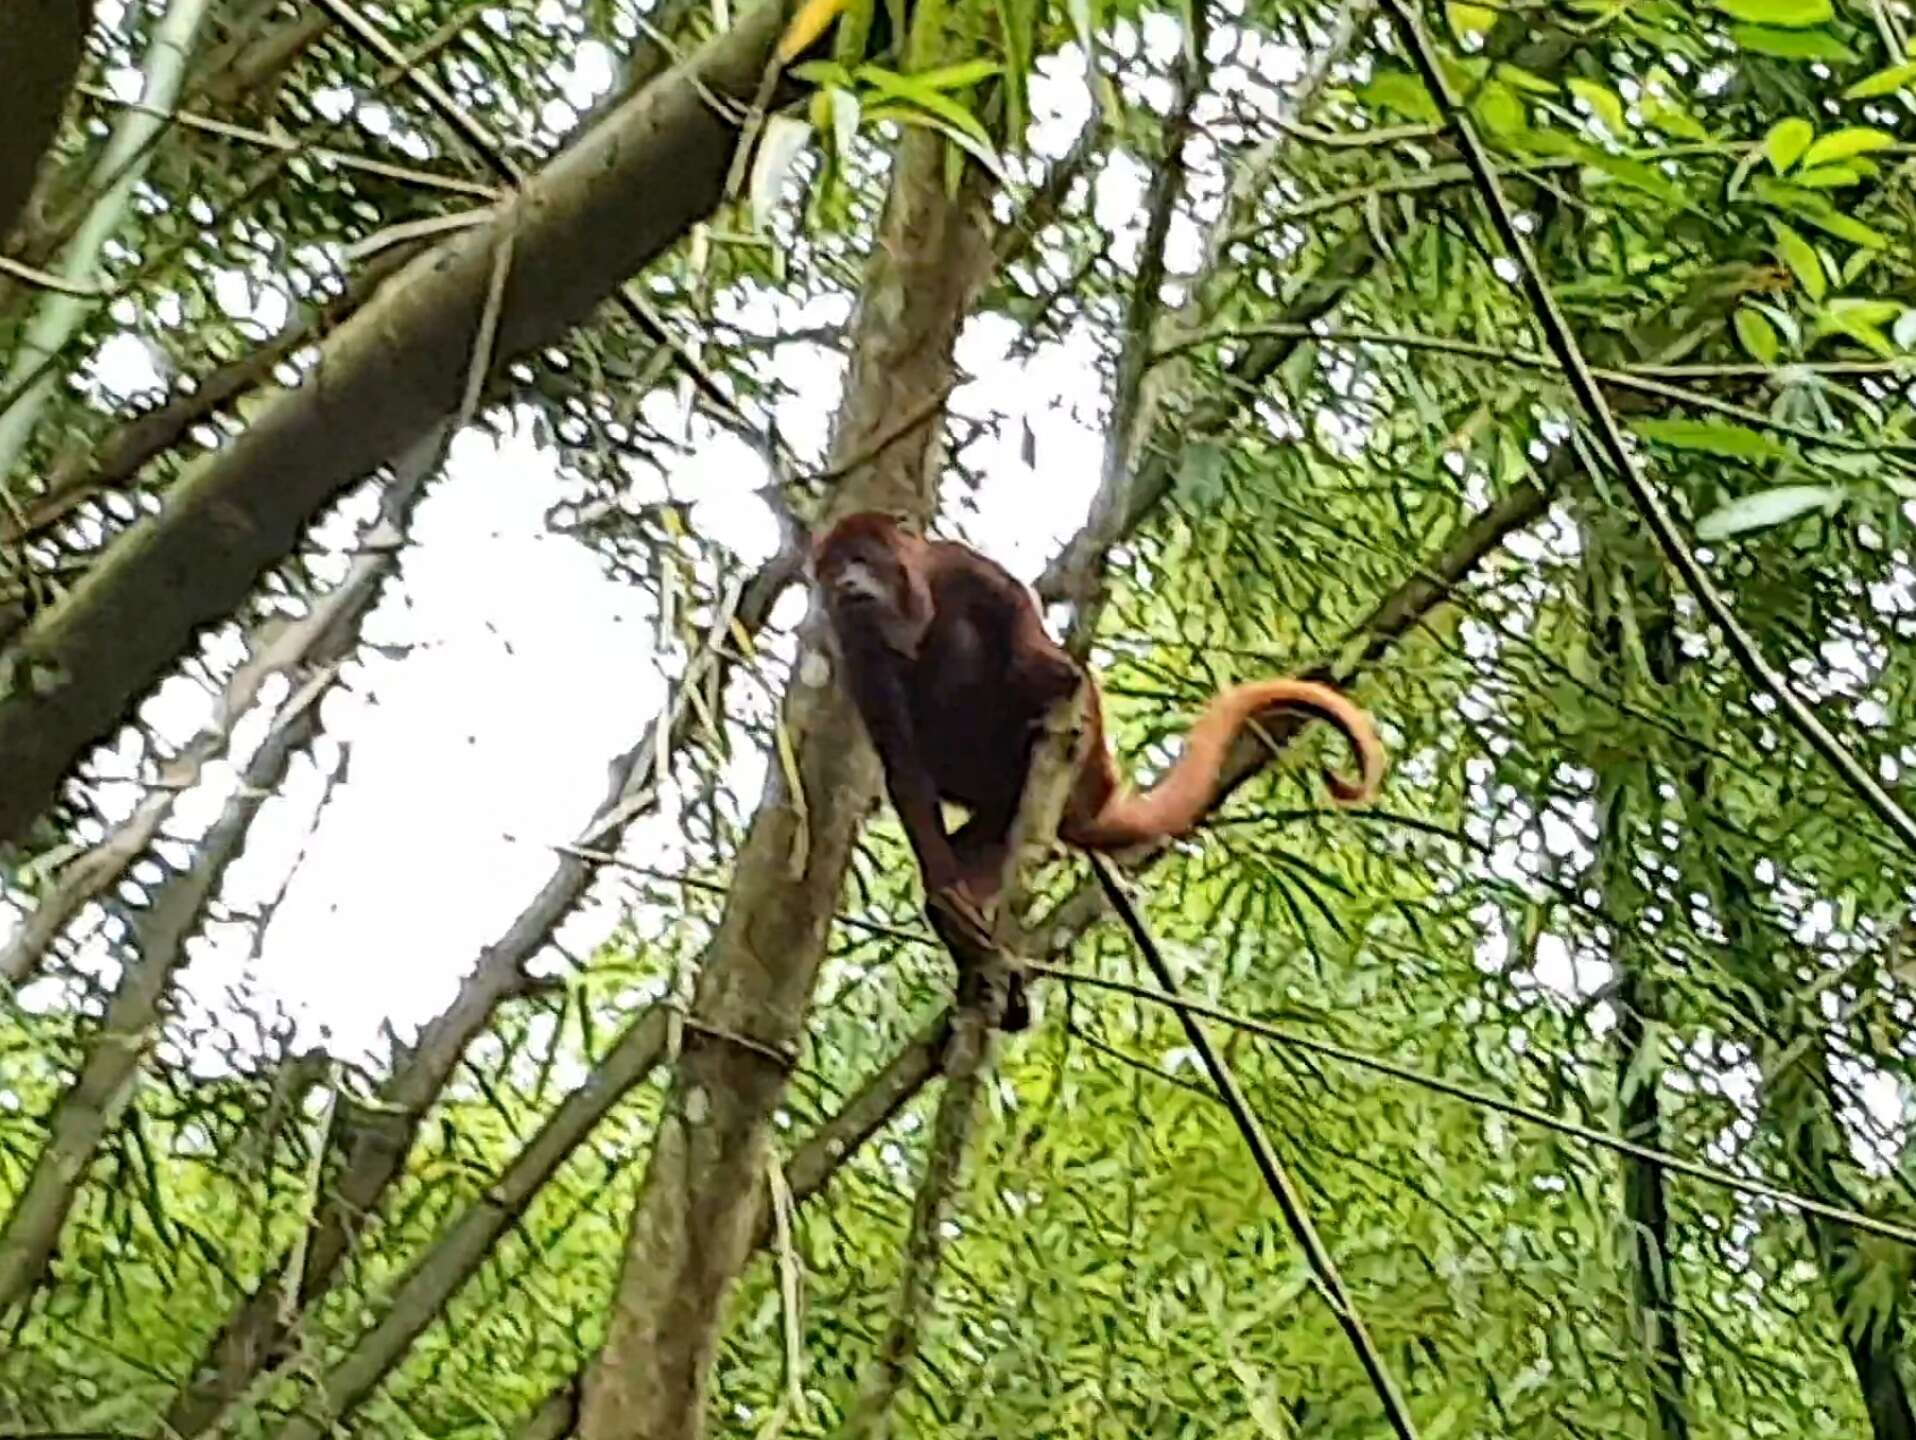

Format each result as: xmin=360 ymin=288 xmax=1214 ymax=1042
xmin=0 ymin=427 xmax=446 ymax=1317
xmin=1148 ymin=321 xmax=1916 ymax=463
xmin=252 ymin=1009 xmax=674 ymax=1440
xmin=0 ymin=398 xmax=441 ymax=985
xmin=74 ymin=83 xmax=502 ymax=199
xmin=1027 ymin=957 xmax=1916 ymax=1251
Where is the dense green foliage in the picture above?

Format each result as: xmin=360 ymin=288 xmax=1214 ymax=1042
xmin=4 ymin=0 xmax=1916 ymax=1435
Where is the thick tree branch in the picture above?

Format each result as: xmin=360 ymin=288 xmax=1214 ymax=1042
xmin=158 ymin=552 xmax=794 ymax=1437
xmin=0 ymin=429 xmax=444 ymax=1317
xmin=0 ymin=241 xmax=421 ymax=555
xmin=258 ymin=1008 xmax=673 ymax=1440
xmin=0 ymin=405 xmax=442 ymax=986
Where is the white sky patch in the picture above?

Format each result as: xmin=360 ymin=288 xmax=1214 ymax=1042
xmin=156 ymin=421 xmax=668 ymax=1057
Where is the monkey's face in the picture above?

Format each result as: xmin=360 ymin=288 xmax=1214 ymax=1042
xmin=817 ymin=541 xmax=906 ymax=613
xmin=812 ymin=514 xmax=914 ymax=614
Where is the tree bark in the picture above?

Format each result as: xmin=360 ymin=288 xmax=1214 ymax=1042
xmin=0 ymin=0 xmax=93 ymax=247
xmin=0 ymin=0 xmax=793 ymax=851
xmin=575 ymin=116 xmax=997 ymax=1440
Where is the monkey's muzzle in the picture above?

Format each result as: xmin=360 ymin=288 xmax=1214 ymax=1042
xmin=827 ymin=559 xmax=891 ymax=606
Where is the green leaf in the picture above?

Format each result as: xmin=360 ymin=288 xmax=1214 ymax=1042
xmin=1796 ymin=208 xmax=1890 ymax=249
xmin=1764 ymin=117 xmax=1814 ymax=173
xmin=910 ymin=59 xmax=1002 ymax=90
xmin=1791 ymin=164 xmax=1862 ymax=188
xmin=1065 ymin=0 xmax=1093 ymax=53
xmin=1496 ymin=62 xmax=1559 ymax=94
xmin=1177 ymin=442 xmax=1228 ymax=502
xmin=1472 ymin=81 xmax=1527 ymax=139
xmin=859 ymin=103 xmax=1008 ymax=182
xmin=1359 ymin=69 xmax=1441 ymax=122
xmin=1446 ymin=1 xmax=1497 ymax=35
xmin=1712 ymin=0 xmax=1831 ymax=26
xmin=790 ymin=59 xmax=854 ymax=86
xmin=1844 ymin=60 xmax=1916 ymax=98
xmin=991 ymin=0 xmax=1032 ymax=137
xmin=1801 ymin=127 xmax=1897 ymax=167
xmin=1824 ymin=300 xmax=1900 ymax=329
xmin=1695 ymin=484 xmax=1847 ymax=540
xmin=1820 ymin=298 xmax=1906 ymax=357
xmin=828 ymin=86 xmax=860 ymax=167
xmin=1735 ymin=307 xmax=1781 ymax=363
xmin=1731 ymin=23 xmax=1858 ymax=59
xmin=1567 ymin=77 xmax=1628 ymax=136
xmin=855 ymin=65 xmax=994 ymax=147
xmin=1631 ymin=416 xmax=1790 ymax=461
xmin=1581 ymin=151 xmax=1680 ymax=201
xmin=1755 ymin=182 xmax=1889 ymax=249
xmin=1641 ymin=95 xmax=1709 ymax=140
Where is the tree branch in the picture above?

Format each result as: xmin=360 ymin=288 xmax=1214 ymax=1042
xmin=0 ymin=406 xmax=443 ymax=986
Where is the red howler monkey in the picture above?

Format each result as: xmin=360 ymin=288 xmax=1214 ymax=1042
xmin=812 ymin=511 xmax=1385 ymax=921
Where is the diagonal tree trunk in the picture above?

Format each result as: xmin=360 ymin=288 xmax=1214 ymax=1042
xmin=520 ymin=444 xmax=1555 ymax=1440
xmin=157 ymin=549 xmax=796 ymax=1438
xmin=0 ymin=0 xmax=95 ymax=247
xmin=0 ymin=0 xmax=795 ymax=851
xmin=160 ymin=106 xmax=1095 ymax=1440
xmin=575 ymin=98 xmax=999 ymax=1440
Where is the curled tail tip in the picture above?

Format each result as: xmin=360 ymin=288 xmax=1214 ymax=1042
xmin=1323 ymin=767 xmax=1374 ymax=805
xmin=1322 ymin=747 xmax=1385 ymax=806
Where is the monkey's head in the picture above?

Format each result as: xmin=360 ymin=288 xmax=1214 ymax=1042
xmin=811 ymin=511 xmax=921 ymax=608
xmin=811 ymin=511 xmax=934 ymax=650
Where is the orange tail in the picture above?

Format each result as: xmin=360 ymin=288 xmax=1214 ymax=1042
xmin=1067 ymin=678 xmax=1384 ymax=850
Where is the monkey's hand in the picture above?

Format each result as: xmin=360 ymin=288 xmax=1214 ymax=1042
xmin=928 ymin=881 xmax=995 ymax=953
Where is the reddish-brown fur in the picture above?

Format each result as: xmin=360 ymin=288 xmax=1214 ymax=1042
xmin=812 ymin=511 xmax=1384 ymax=915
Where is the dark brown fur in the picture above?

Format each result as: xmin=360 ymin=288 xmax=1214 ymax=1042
xmin=812 ymin=511 xmax=1385 ymax=915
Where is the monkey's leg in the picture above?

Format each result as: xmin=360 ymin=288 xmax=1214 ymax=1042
xmin=949 ymin=796 xmax=1018 ymax=904
xmin=834 ymin=628 xmax=968 ymax=901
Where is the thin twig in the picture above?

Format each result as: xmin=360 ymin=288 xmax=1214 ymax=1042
xmin=460 ymin=218 xmax=516 ymax=427
xmin=1379 ymin=0 xmax=1916 ymax=864
xmin=0 ymin=255 xmax=103 ymax=297
xmin=73 ymin=83 xmax=503 ymax=200
xmin=1271 ymin=114 xmax=1441 ymax=148
xmin=1085 ymin=857 xmax=1422 ymax=1440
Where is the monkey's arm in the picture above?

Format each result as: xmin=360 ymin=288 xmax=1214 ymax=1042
xmin=948 ymin=552 xmax=1080 ymax=708
xmin=832 ymin=622 xmax=964 ymax=895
